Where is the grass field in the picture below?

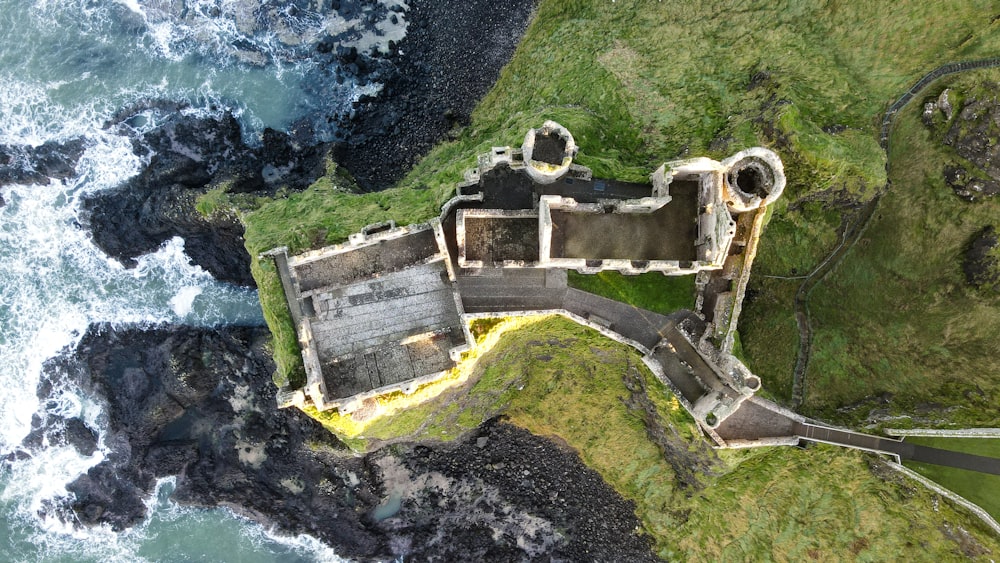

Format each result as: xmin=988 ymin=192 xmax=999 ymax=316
xmin=797 ymin=70 xmax=1000 ymax=427
xmin=903 ymin=437 xmax=1000 ymax=522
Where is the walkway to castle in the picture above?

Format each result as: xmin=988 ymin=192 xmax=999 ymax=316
xmin=457 ymin=267 xmax=1000 ymax=477
xmin=793 ymin=422 xmax=1000 ymax=475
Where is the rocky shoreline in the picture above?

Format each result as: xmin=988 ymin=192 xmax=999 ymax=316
xmin=81 ymin=112 xmax=331 ymax=287
xmin=73 ymin=0 xmax=537 ymax=285
xmin=2 ymin=2 xmax=666 ymax=559
xmin=0 ymin=139 xmax=89 ymax=190
xmin=26 ymin=324 xmax=658 ymax=561
xmin=331 ymin=0 xmax=537 ymax=190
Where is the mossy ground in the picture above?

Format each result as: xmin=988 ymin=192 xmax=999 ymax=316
xmin=231 ymin=1 xmax=1000 ymax=557
xmin=791 ymin=70 xmax=1000 ymax=428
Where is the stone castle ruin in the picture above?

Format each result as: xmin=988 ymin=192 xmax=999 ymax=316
xmin=266 ymin=121 xmax=786 ymax=436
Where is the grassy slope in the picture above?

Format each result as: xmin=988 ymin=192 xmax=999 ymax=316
xmin=316 ymin=317 xmax=1000 ymax=559
xmin=802 ymin=70 xmax=1000 ymax=427
xmin=682 ymin=444 xmax=1000 ymax=562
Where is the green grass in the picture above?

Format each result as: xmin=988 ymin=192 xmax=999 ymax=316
xmin=904 ymin=460 xmax=1000 ymax=524
xmin=567 ymin=271 xmax=695 ymax=314
xmin=683 ymin=445 xmax=1000 ymax=561
xmin=903 ymin=437 xmax=1000 ymax=521
xmin=738 ymin=280 xmax=800 ymax=399
xmin=315 ymin=317 xmax=1000 ymax=559
xmin=799 ymin=70 xmax=1000 ymax=427
xmin=351 ymin=316 xmax=701 ymax=445
xmin=194 ymin=183 xmax=231 ymax=217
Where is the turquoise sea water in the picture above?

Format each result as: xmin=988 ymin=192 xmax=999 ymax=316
xmin=0 ymin=1 xmax=398 ymax=560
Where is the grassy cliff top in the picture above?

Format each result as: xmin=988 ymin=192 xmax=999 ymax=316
xmin=316 ymin=316 xmax=1000 ymax=559
xmin=229 ymin=2 xmax=1000 ymax=557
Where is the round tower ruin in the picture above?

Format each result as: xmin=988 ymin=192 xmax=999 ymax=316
xmin=521 ymin=120 xmax=578 ymax=184
xmin=720 ymin=147 xmax=785 ymax=213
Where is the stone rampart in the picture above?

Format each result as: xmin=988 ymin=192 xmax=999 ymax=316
xmin=885 ymin=428 xmax=1000 ymax=438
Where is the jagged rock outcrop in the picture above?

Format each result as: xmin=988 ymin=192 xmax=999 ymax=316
xmin=379 ymin=421 xmax=660 ymax=562
xmin=926 ymin=84 xmax=1000 ymax=201
xmin=945 ymin=93 xmax=1000 ymax=181
xmin=80 ymin=113 xmax=331 ymax=286
xmin=0 ymin=138 xmax=88 ymax=188
xmin=41 ymin=324 xmax=382 ymax=551
xmin=30 ymin=324 xmax=661 ymax=561
xmin=331 ymin=0 xmax=538 ymax=190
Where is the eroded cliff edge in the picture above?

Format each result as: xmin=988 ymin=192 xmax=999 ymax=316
xmin=27 ymin=324 xmax=658 ymax=561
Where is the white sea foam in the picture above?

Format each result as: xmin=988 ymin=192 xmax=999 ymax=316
xmin=170 ymin=285 xmax=203 ymax=317
xmin=0 ymin=1 xmax=369 ymax=558
xmin=115 ymin=0 xmax=145 ymax=17
xmin=0 ymin=151 xmax=277 ymax=561
xmin=0 ymin=165 xmax=261 ymax=451
xmin=254 ymin=528 xmax=352 ymax=563
xmin=2 ymin=445 xmax=105 ymax=524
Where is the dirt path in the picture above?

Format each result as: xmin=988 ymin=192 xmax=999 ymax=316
xmin=789 ymin=58 xmax=1000 ymax=410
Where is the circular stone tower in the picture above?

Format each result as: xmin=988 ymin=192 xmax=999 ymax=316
xmin=720 ymin=147 xmax=786 ymax=213
xmin=521 ymin=120 xmax=578 ymax=184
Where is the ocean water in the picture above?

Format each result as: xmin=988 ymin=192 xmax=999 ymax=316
xmin=0 ymin=1 xmax=404 ymax=560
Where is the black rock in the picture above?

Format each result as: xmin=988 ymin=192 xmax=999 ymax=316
xmin=42 ymin=323 xmax=382 ymax=552
xmin=65 ymin=418 xmax=100 ymax=457
xmin=941 ymin=89 xmax=1000 ymax=201
xmin=963 ymin=226 xmax=1000 ymax=289
xmin=32 ymin=323 xmax=661 ymax=561
xmin=0 ymin=138 xmax=88 ymax=188
xmin=18 ymin=414 xmax=98 ymax=458
xmin=384 ymin=419 xmax=660 ymax=562
xmin=943 ymin=165 xmax=1000 ymax=202
xmin=331 ymin=0 xmax=538 ymax=190
xmin=80 ymin=113 xmax=331 ymax=286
